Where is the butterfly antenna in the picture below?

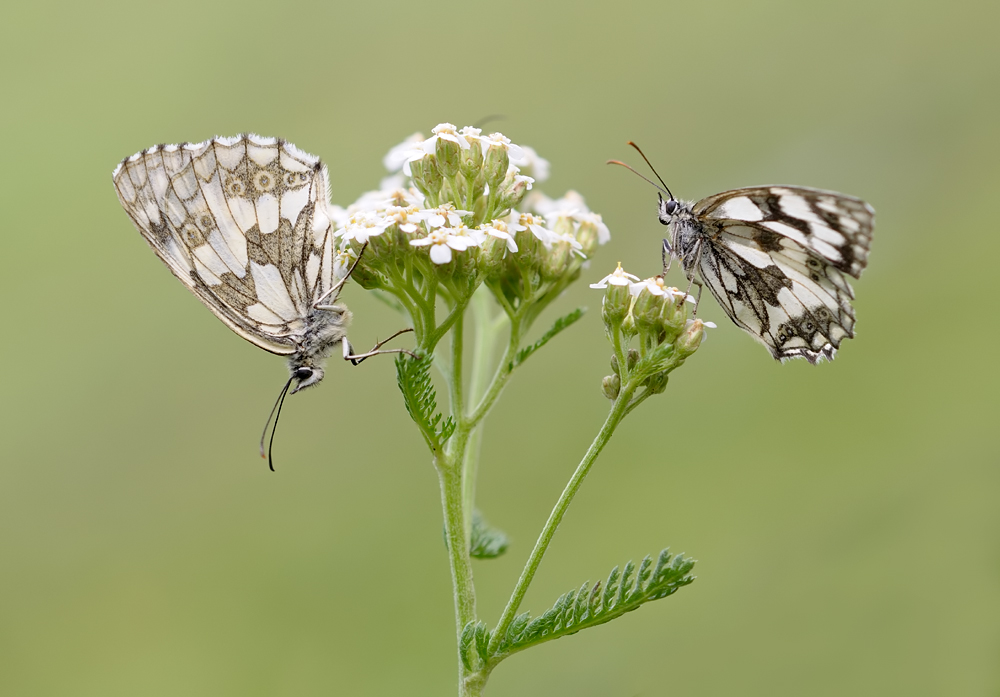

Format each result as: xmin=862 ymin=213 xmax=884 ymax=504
xmin=607 ymin=159 xmax=672 ymax=198
xmin=260 ymin=374 xmax=296 ymax=471
xmin=626 ymin=141 xmax=674 ymax=201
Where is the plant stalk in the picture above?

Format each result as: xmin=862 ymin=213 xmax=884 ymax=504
xmin=487 ymin=382 xmax=635 ymax=656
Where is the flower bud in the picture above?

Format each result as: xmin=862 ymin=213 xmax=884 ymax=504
xmin=627 ymin=348 xmax=639 ymax=371
xmin=499 ymin=177 xmax=530 ymax=211
xmin=436 ymin=134 xmax=462 ymax=179
xmin=621 ymin=311 xmax=637 ymax=337
xmin=676 ymin=318 xmax=708 ymax=356
xmin=658 ymin=292 xmax=687 ymax=337
xmin=576 ymin=220 xmax=601 ymax=256
xmin=601 ymin=281 xmax=631 ymax=327
xmin=541 ymin=241 xmax=572 ymax=281
xmin=409 ymin=155 xmax=442 ymax=198
xmin=610 ymin=354 xmax=620 ymax=375
xmin=478 ymin=233 xmax=510 ymax=271
xmin=601 ymin=374 xmax=621 ymax=400
xmin=549 ymin=212 xmax=575 ymax=239
xmin=461 ymin=137 xmax=484 ymax=178
xmin=368 ymin=223 xmax=397 ymax=258
xmin=631 ymin=285 xmax=665 ymax=334
xmin=483 ymin=135 xmax=512 ymax=189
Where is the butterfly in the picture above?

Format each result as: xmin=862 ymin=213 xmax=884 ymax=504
xmin=112 ymin=134 xmax=411 ymax=466
xmin=611 ymin=144 xmax=874 ymax=363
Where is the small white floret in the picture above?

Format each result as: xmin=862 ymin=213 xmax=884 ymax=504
xmin=590 ymin=263 xmax=639 ymax=289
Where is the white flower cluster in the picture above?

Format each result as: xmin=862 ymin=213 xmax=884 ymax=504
xmin=330 ymin=124 xmax=609 ymax=274
xmin=590 ymin=262 xmax=717 ymax=357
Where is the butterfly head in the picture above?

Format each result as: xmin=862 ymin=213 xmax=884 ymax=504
xmin=657 ymin=193 xmax=682 ymax=225
xmin=289 ymin=365 xmax=324 ymax=394
xmin=657 ymin=194 xmax=695 ymax=229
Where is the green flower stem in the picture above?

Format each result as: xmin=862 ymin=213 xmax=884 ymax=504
xmin=467 ymin=311 xmax=522 ymax=426
xmin=448 ymin=313 xmax=465 ymax=443
xmin=439 ymin=309 xmax=476 ymax=694
xmin=437 ymin=462 xmax=478 ymax=694
xmin=427 ymin=293 xmax=474 ymax=351
xmin=487 ymin=380 xmax=637 ymax=657
xmin=461 ymin=289 xmax=506 ymax=533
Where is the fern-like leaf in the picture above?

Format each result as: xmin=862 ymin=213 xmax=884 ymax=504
xmin=509 ymin=307 xmax=586 ymax=371
xmin=395 ymin=354 xmax=454 ymax=451
xmin=470 ymin=509 xmax=509 ymax=559
xmin=491 ymin=548 xmax=695 ymax=659
xmin=460 ymin=620 xmax=492 ymax=672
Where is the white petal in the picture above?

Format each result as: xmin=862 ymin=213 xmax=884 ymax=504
xmin=429 ymin=244 xmax=452 ymax=264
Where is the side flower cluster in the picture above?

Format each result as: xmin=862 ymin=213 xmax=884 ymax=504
xmin=591 ymin=263 xmax=715 ymax=400
xmin=328 ymin=124 xmax=610 ymax=309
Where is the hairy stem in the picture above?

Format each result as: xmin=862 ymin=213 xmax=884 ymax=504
xmin=487 ymin=384 xmax=635 ymax=656
xmin=439 ymin=459 xmax=478 ymax=694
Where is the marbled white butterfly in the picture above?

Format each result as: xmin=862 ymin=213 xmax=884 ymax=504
xmin=112 ymin=134 xmax=411 ymax=466
xmin=612 ymin=143 xmax=874 ymax=363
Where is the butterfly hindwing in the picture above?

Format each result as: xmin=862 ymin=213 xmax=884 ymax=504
xmin=113 ymin=135 xmax=339 ymax=355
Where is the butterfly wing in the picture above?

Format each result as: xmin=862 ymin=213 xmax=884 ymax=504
xmin=695 ymin=186 xmax=873 ymax=277
xmin=691 ymin=186 xmax=874 ymax=363
xmin=113 ymin=135 xmax=339 ymax=355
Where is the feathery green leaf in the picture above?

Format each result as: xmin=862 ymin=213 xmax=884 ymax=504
xmin=509 ymin=307 xmax=586 ymax=371
xmin=490 ymin=548 xmax=695 ymax=660
xmin=470 ymin=509 xmax=509 ymax=559
xmin=395 ymin=353 xmax=454 ymax=451
xmin=460 ymin=620 xmax=492 ymax=673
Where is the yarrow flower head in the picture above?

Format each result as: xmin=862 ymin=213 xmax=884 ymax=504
xmin=335 ymin=121 xmax=610 ymax=310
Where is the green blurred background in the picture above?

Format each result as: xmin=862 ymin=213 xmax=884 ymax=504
xmin=2 ymin=0 xmax=997 ymax=694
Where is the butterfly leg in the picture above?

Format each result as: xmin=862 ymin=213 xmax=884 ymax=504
xmin=684 ymin=241 xmax=704 ymax=316
xmin=690 ymin=282 xmax=704 ymax=317
xmin=661 ymin=239 xmax=673 ymax=275
xmin=344 ymin=328 xmax=417 ymax=365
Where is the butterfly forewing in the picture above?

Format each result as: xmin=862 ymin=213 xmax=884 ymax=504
xmin=695 ymin=186 xmax=873 ymax=277
xmin=113 ymin=135 xmax=339 ymax=356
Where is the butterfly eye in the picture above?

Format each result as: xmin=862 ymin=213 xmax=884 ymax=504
xmin=294 ymin=367 xmax=314 ymax=381
xmin=664 ymin=200 xmax=678 ymax=216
